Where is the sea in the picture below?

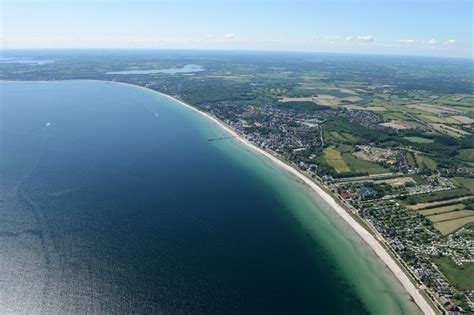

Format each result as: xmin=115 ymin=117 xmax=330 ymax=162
xmin=0 ymin=80 xmax=421 ymax=314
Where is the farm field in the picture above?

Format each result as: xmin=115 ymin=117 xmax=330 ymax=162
xmin=427 ymin=210 xmax=474 ymax=223
xmin=405 ymin=188 xmax=472 ymax=206
xmin=340 ymin=132 xmax=357 ymax=142
xmin=430 ymin=123 xmax=470 ymax=138
xmin=415 ymin=154 xmax=437 ymax=170
xmin=413 ymin=196 xmax=474 ymax=235
xmin=417 ymin=204 xmax=465 ymax=216
xmin=406 ymin=103 xmax=465 ymax=114
xmin=328 ymin=131 xmax=356 ymax=142
xmin=403 ymin=136 xmax=434 ymax=144
xmin=341 ymin=152 xmax=388 ymax=174
xmin=324 ymin=147 xmax=350 ymax=173
xmin=407 ymin=195 xmax=473 ymax=210
xmin=457 ymin=149 xmax=474 ymax=162
xmin=451 ymin=115 xmax=474 ymax=124
xmin=433 ymin=216 xmax=474 ymax=235
xmin=418 ymin=114 xmax=446 ymax=123
xmin=405 ymin=152 xmax=417 ymax=167
xmin=382 ymin=112 xmax=409 ymax=120
xmin=322 ymin=144 xmax=388 ymax=175
xmin=452 ymin=177 xmax=474 ymax=193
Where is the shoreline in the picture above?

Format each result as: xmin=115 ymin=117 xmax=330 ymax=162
xmin=132 ymin=84 xmax=436 ymax=315
xmin=2 ymin=79 xmax=436 ymax=314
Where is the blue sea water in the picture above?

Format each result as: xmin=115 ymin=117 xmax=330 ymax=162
xmin=0 ymin=80 xmax=420 ymax=314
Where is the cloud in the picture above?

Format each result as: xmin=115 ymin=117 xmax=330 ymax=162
xmin=345 ymin=36 xmax=354 ymax=41
xmin=444 ymin=39 xmax=456 ymax=45
xmin=428 ymin=38 xmax=438 ymax=45
xmin=325 ymin=36 xmax=340 ymax=40
xmin=398 ymin=39 xmax=416 ymax=43
xmin=224 ymin=33 xmax=236 ymax=39
xmin=357 ymin=35 xmax=375 ymax=42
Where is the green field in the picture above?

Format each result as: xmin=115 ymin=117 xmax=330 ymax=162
xmin=324 ymin=147 xmax=350 ymax=173
xmin=323 ymin=145 xmax=388 ymax=175
xmin=411 ymin=174 xmax=429 ymax=185
xmin=296 ymin=87 xmax=353 ymax=98
xmin=405 ymin=152 xmax=417 ymax=168
xmin=415 ymin=154 xmax=437 ymax=170
xmin=324 ymin=130 xmax=359 ymax=144
xmin=337 ymin=144 xmax=388 ymax=174
xmin=418 ymin=114 xmax=446 ymax=123
xmin=329 ymin=131 xmax=358 ymax=143
xmin=428 ymin=210 xmax=474 ymax=223
xmin=433 ymin=257 xmax=474 ymax=291
xmin=382 ymin=112 xmax=409 ymax=120
xmin=407 ymin=196 xmax=474 ymax=210
xmin=404 ymin=136 xmax=434 ymax=144
xmin=406 ymin=188 xmax=472 ymax=205
xmin=340 ymin=132 xmax=357 ymax=142
xmin=417 ymin=204 xmax=465 ymax=216
xmin=452 ymin=177 xmax=474 ymax=193
xmin=457 ymin=149 xmax=474 ymax=162
xmin=341 ymin=152 xmax=388 ymax=175
xmin=434 ymin=95 xmax=474 ymax=108
xmin=329 ymin=131 xmax=348 ymax=142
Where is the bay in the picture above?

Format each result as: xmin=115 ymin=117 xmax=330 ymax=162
xmin=0 ymin=80 xmax=419 ymax=314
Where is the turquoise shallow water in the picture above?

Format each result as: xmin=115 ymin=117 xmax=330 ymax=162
xmin=0 ymin=80 xmax=420 ymax=314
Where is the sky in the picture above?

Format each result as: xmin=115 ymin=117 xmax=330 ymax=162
xmin=1 ymin=0 xmax=472 ymax=58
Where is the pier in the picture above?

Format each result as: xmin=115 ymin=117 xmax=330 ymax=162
xmin=207 ymin=136 xmax=236 ymax=142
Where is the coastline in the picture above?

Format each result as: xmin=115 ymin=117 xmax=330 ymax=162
xmin=126 ymin=82 xmax=436 ymax=315
xmin=3 ymin=79 xmax=435 ymax=314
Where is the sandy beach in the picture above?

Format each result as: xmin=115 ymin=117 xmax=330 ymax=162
xmin=122 ymin=82 xmax=436 ymax=315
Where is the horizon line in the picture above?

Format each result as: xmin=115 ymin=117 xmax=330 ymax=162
xmin=1 ymin=47 xmax=472 ymax=61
